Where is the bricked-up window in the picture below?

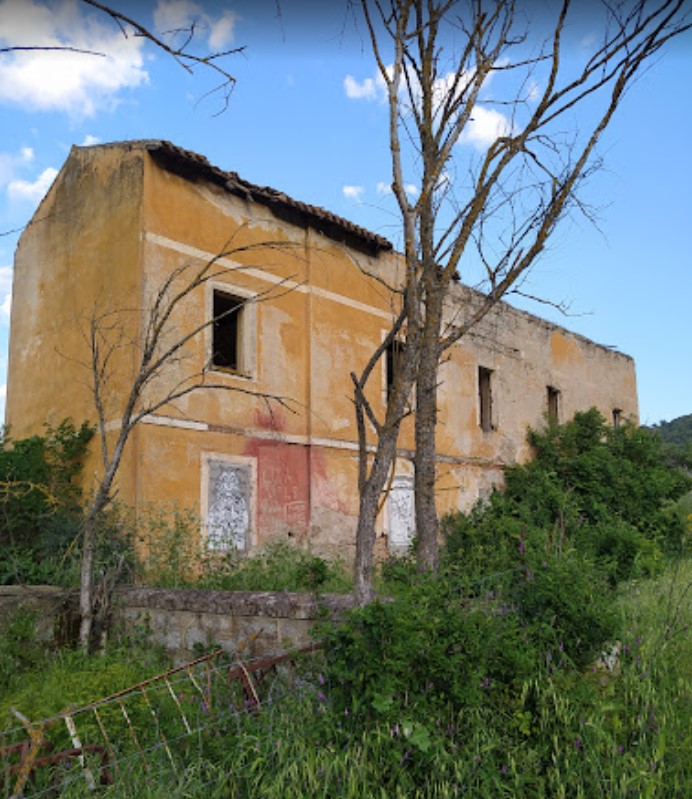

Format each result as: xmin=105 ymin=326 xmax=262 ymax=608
xmin=386 ymin=339 xmax=405 ymax=400
xmin=612 ymin=408 xmax=623 ymax=428
xmin=212 ymin=290 xmax=243 ymax=371
xmin=478 ymin=366 xmax=494 ymax=432
xmin=547 ymin=386 xmax=560 ymax=423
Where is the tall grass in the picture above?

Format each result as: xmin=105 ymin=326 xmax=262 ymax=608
xmin=4 ymin=559 xmax=690 ymax=798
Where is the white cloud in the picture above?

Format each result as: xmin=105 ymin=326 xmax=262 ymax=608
xmin=0 ymin=145 xmax=37 ymax=187
xmin=154 ymin=1 xmax=236 ymax=51
xmin=344 ymin=74 xmax=380 ymax=101
xmin=8 ymin=166 xmax=58 ymax=202
xmin=344 ymin=64 xmax=515 ymax=154
xmin=0 ymin=0 xmax=148 ymax=117
xmin=208 ymin=10 xmax=236 ymax=50
xmin=458 ymin=106 xmax=513 ymax=150
xmin=0 ymin=265 xmax=13 ymax=324
xmin=375 ymin=181 xmax=417 ymax=197
xmin=343 ymin=185 xmax=364 ymax=202
xmin=526 ymin=81 xmax=541 ymax=102
xmin=81 ymin=134 xmax=101 ymax=146
xmin=345 ymin=65 xmax=482 ymax=123
xmin=154 ymin=1 xmax=201 ymax=34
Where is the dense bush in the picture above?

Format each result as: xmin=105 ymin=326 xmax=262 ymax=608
xmin=132 ymin=502 xmax=353 ymax=593
xmin=0 ymin=420 xmax=94 ymax=585
xmin=444 ymin=409 xmax=690 ymax=587
xmin=317 ymin=410 xmax=688 ymax=791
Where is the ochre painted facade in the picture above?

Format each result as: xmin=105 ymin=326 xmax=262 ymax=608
xmin=6 ymin=141 xmax=639 ymax=563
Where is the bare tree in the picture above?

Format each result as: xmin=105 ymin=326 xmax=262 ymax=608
xmin=352 ymin=0 xmax=690 ymax=602
xmin=76 ymin=234 xmax=299 ymax=651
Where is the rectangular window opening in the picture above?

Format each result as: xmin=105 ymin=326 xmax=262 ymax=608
xmin=612 ymin=408 xmax=622 ymax=428
xmin=547 ymin=386 xmax=560 ymax=423
xmin=386 ymin=339 xmax=405 ymax=400
xmin=212 ymin=290 xmax=243 ymax=372
xmin=478 ymin=366 xmax=493 ymax=432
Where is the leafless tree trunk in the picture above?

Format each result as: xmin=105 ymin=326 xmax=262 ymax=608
xmin=354 ymin=0 xmax=690 ymax=587
xmin=77 ymin=236 xmax=299 ymax=651
xmin=352 ymin=309 xmax=421 ymax=603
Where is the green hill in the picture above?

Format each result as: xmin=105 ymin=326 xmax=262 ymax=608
xmin=648 ymin=413 xmax=692 ymax=475
xmin=650 ymin=413 xmax=692 ymax=447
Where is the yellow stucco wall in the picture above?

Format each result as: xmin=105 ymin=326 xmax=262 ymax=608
xmin=6 ymin=141 xmax=639 ymax=564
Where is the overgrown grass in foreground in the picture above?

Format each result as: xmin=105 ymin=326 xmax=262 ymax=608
xmin=3 ymin=559 xmax=690 ymax=798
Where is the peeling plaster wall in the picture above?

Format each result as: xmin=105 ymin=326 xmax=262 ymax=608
xmin=6 ymin=142 xmax=639 ymax=566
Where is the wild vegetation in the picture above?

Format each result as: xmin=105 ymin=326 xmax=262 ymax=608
xmin=0 ymin=420 xmax=94 ymax=585
xmin=1 ymin=409 xmax=691 ymax=796
xmin=649 ymin=413 xmax=692 ymax=472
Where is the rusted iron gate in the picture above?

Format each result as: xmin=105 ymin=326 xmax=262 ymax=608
xmin=1 ymin=643 xmax=320 ymax=798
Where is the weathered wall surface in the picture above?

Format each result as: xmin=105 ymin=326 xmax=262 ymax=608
xmin=0 ymin=585 xmax=351 ymax=663
xmin=6 ymin=141 xmax=639 ymax=567
xmin=118 ymin=587 xmax=354 ymax=662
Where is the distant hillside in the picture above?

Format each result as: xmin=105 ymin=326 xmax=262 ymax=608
xmin=648 ymin=414 xmax=692 ymax=472
xmin=649 ymin=414 xmax=692 ymax=447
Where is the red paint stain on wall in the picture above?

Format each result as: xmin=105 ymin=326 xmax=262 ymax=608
xmin=244 ymin=439 xmax=310 ymax=536
xmin=309 ymin=447 xmax=352 ymax=517
xmin=253 ymin=407 xmax=286 ymax=432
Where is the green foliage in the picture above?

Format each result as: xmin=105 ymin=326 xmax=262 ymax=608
xmin=132 ymin=502 xmax=352 ymax=593
xmin=444 ymin=409 xmax=691 ymax=588
xmin=199 ymin=541 xmax=352 ymax=593
xmin=133 ymin=503 xmax=203 ymax=587
xmin=0 ymin=608 xmax=47 ymax=689
xmin=650 ymin=412 xmax=692 ymax=448
xmin=0 ymin=419 xmax=94 ymax=585
xmin=0 ymin=644 xmax=169 ymax=743
xmin=2 ymin=561 xmax=692 ymax=798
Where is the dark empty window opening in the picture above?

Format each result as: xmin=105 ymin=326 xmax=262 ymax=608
xmin=478 ymin=366 xmax=493 ymax=432
xmin=212 ymin=290 xmax=243 ymax=372
xmin=386 ymin=339 xmax=405 ymax=400
xmin=612 ymin=408 xmax=622 ymax=428
xmin=547 ymin=386 xmax=560 ymax=423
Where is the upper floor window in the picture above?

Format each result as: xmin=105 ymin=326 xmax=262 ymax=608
xmin=547 ymin=386 xmax=560 ymax=423
xmin=478 ymin=366 xmax=494 ymax=432
xmin=212 ymin=290 xmax=244 ymax=372
xmin=386 ymin=338 xmax=405 ymax=400
xmin=612 ymin=408 xmax=623 ymax=428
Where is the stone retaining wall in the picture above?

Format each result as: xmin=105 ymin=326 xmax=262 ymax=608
xmin=0 ymin=586 xmax=354 ymax=661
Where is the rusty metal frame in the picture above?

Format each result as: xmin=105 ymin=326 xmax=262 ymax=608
xmin=1 ymin=643 xmax=321 ymax=797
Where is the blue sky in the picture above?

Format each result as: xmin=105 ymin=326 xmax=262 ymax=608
xmin=0 ymin=0 xmax=690 ymax=427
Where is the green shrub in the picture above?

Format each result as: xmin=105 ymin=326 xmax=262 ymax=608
xmin=0 ymin=419 xmax=94 ymax=585
xmin=200 ymin=541 xmax=352 ymax=593
xmin=444 ymin=409 xmax=690 ymax=589
xmin=133 ymin=502 xmax=203 ymax=587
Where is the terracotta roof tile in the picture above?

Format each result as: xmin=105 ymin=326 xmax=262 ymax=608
xmin=137 ymin=139 xmax=393 ymax=256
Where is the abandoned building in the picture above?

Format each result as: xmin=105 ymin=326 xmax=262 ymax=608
xmin=5 ymin=140 xmax=638 ymax=562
